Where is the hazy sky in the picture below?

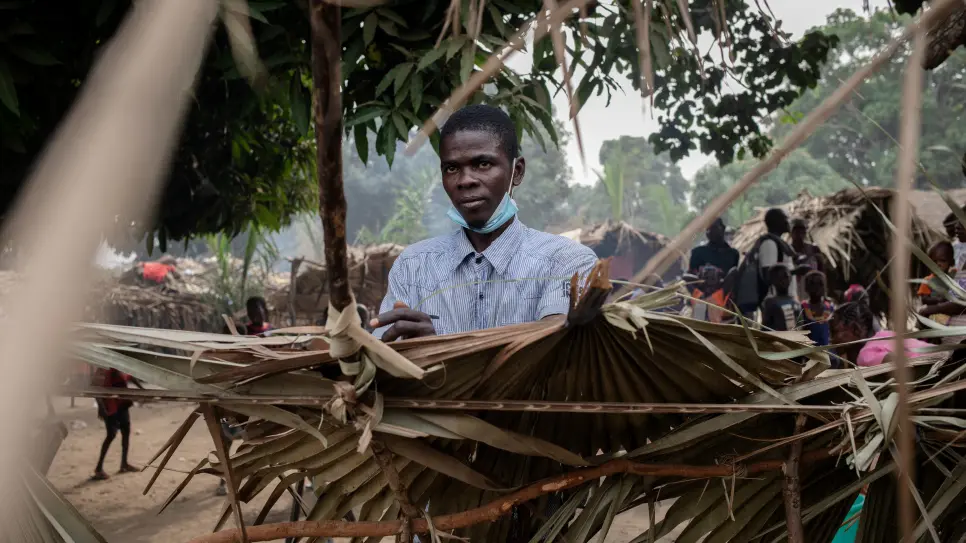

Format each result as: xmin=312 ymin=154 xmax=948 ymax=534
xmin=518 ymin=0 xmax=889 ymax=185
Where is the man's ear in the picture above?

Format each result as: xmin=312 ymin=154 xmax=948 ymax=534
xmin=511 ymin=156 xmax=526 ymax=187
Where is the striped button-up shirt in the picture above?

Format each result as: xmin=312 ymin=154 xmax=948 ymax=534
xmin=374 ymin=219 xmax=598 ymax=337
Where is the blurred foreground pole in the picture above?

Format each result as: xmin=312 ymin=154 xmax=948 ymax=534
xmin=310 ymin=0 xmax=351 ymax=312
xmin=0 ymin=0 xmax=218 ymax=520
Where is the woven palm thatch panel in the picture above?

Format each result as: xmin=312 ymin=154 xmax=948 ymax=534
xmin=731 ymin=187 xmax=942 ymax=314
xmin=272 ymin=243 xmax=404 ymax=322
xmin=560 ymin=221 xmax=687 ymax=282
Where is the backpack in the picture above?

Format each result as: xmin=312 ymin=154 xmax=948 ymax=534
xmin=734 ymin=233 xmax=792 ymax=308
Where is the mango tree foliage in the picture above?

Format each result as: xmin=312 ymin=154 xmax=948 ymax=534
xmin=0 ymin=0 xmax=836 ymax=247
xmin=691 ymin=148 xmax=850 ymax=227
xmin=569 ymin=137 xmax=691 ymax=237
xmin=771 ymin=9 xmax=965 ymax=189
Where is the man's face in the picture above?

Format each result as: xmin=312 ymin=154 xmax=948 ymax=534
xmin=957 ymin=222 xmax=966 ymax=243
xmin=791 ymin=225 xmax=806 ymax=244
xmin=932 ymin=248 xmax=954 ymax=273
xmin=440 ymin=130 xmax=523 ymax=228
xmin=777 ymin=212 xmax=791 ymax=234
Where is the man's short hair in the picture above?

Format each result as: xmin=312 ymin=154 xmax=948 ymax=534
xmin=246 ymin=296 xmax=266 ymax=311
xmin=764 ymin=208 xmax=787 ymax=231
xmin=440 ymin=104 xmax=519 ymax=160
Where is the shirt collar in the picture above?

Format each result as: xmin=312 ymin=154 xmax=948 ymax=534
xmin=445 ymin=219 xmax=527 ymax=275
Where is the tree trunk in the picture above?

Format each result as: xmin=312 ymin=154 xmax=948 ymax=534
xmin=309 ymin=1 xmax=351 ymax=312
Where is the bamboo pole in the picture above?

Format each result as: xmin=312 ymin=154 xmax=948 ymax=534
xmin=619 ymin=0 xmax=966 ymax=295
xmin=188 ymin=449 xmax=837 ymax=543
xmin=889 ymin=27 xmax=926 ymax=543
xmin=309 ymin=0 xmax=351 ymax=313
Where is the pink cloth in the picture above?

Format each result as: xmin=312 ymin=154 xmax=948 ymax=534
xmin=857 ymin=331 xmax=933 ymax=367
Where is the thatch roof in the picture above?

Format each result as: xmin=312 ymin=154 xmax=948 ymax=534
xmin=0 ymin=270 xmax=223 ymax=333
xmin=560 ymin=221 xmax=686 ymax=281
xmin=271 ymin=244 xmax=404 ymax=323
xmin=731 ymin=187 xmax=943 ymax=314
xmin=909 ymin=188 xmax=966 ymax=232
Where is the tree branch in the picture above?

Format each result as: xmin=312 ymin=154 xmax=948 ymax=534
xmin=783 ymin=414 xmax=807 ymax=543
xmin=187 ymin=448 xmax=836 ymax=543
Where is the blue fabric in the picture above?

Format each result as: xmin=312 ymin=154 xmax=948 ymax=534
xmin=801 ymin=299 xmax=834 ymax=346
xmin=446 ymin=192 xmax=519 ymax=234
xmin=374 ymin=219 xmax=598 ymax=337
xmin=832 ymin=495 xmax=864 ymax=543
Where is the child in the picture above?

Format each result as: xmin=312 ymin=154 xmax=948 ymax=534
xmin=761 ymin=265 xmax=801 ymax=332
xmin=801 ymin=270 xmax=834 ymax=346
xmin=691 ymin=265 xmax=731 ymax=323
xmin=918 ymin=241 xmax=957 ymax=325
xmin=843 ymin=284 xmax=881 ymax=332
xmin=829 ymin=302 xmax=933 ymax=367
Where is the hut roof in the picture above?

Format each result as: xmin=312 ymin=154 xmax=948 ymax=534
xmin=1 ymin=269 xmax=222 ymax=332
xmin=272 ymin=243 xmax=405 ymax=323
xmin=561 ymin=221 xmax=686 ymax=279
xmin=731 ymin=187 xmax=943 ymax=313
xmin=908 ymin=187 xmax=966 ymax=232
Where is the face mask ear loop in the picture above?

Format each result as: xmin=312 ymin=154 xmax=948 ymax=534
xmin=508 ymin=157 xmax=518 ymax=198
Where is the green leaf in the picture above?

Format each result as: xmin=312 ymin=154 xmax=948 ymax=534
xmin=445 ymin=37 xmax=464 ymax=61
xmin=363 ymin=12 xmax=377 ymax=45
xmin=417 ymin=45 xmax=448 ymax=71
xmin=487 ymin=3 xmax=508 ymax=36
xmin=391 ymin=112 xmax=409 ymax=141
xmin=244 ymin=4 xmax=270 ymax=24
xmin=0 ymin=58 xmax=18 ymax=116
xmin=409 ymin=71 xmax=424 ymax=111
xmin=377 ymin=19 xmax=400 ymax=38
xmin=375 ymin=8 xmax=408 ymax=28
xmin=354 ymin=124 xmax=369 ymax=165
xmin=345 ymin=104 xmax=387 ymax=128
xmin=393 ymin=62 xmax=413 ymax=95
xmin=8 ymin=44 xmax=59 ymax=66
xmin=459 ymin=44 xmax=475 ymax=83
xmin=376 ymin=64 xmax=405 ymax=96
xmin=289 ymin=73 xmax=310 ymax=136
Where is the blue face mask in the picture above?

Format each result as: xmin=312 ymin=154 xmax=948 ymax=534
xmin=446 ymin=158 xmax=520 ymax=234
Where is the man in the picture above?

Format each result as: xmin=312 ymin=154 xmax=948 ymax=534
xmin=790 ymin=217 xmax=824 ymax=273
xmin=734 ymin=208 xmax=797 ymax=318
xmin=689 ymin=218 xmax=739 ymax=275
xmin=371 ymin=105 xmax=598 ymax=340
xmin=758 ymin=208 xmax=798 ymax=300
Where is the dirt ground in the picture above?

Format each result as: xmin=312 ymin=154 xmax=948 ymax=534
xmin=48 ymin=398 xmax=679 ymax=542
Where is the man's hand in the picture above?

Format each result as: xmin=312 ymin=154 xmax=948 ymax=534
xmin=371 ymin=301 xmax=436 ymax=341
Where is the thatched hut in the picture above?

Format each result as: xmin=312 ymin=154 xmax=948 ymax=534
xmin=0 ymin=270 xmax=222 ymax=332
xmin=909 ymin=187 xmax=966 ymax=233
xmin=273 ymin=243 xmax=404 ymax=324
xmin=731 ymin=187 xmax=943 ymax=314
xmin=559 ymin=221 xmax=687 ymax=283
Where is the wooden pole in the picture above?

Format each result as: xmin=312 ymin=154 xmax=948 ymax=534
xmin=782 ymin=414 xmax=807 ymax=543
xmin=187 ymin=449 xmax=837 ymax=543
xmin=309 ymin=0 xmax=351 ymax=312
xmin=889 ymin=27 xmax=926 ymax=543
